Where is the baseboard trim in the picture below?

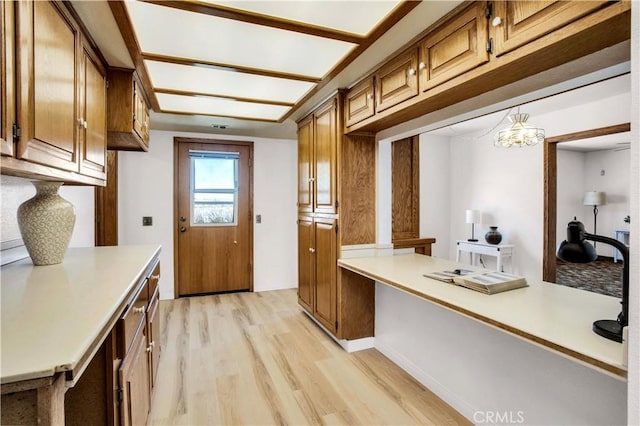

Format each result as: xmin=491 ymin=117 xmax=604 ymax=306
xmin=301 ymin=309 xmax=375 ymax=353
xmin=375 ymin=340 xmax=475 ymax=423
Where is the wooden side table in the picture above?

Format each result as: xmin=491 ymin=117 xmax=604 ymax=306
xmin=456 ymin=240 xmax=515 ymax=272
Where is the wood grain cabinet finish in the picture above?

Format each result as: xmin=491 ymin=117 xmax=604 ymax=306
xmin=119 ymin=323 xmax=151 ymax=426
xmin=313 ymin=217 xmax=338 ymax=334
xmin=490 ymin=0 xmax=610 ymax=56
xmin=1 ymin=0 xmax=15 ymax=157
xmin=345 ymin=77 xmax=375 ymax=127
xmin=313 ymin=99 xmax=338 ymax=215
xmin=107 ymin=69 xmax=150 ymax=151
xmin=374 ymin=49 xmax=418 ymax=113
xmin=147 ymin=288 xmax=160 ymax=390
xmin=419 ymin=2 xmax=489 ymax=91
xmin=297 ymin=116 xmax=313 ymax=213
xmin=1 ymin=0 xmax=107 ymax=185
xmin=297 ymin=216 xmax=314 ymax=313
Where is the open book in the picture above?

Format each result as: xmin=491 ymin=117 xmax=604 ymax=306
xmin=424 ymin=269 xmax=528 ymax=295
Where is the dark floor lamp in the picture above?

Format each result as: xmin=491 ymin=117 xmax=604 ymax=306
xmin=557 ymin=218 xmax=628 ymax=343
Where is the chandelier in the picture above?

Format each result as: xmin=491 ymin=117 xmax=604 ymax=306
xmin=494 ymin=112 xmax=545 ymax=148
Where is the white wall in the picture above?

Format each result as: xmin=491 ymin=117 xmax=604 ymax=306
xmin=375 ymin=283 xmax=627 ymax=425
xmin=557 ymin=150 xmax=586 ymax=247
xmin=118 ymin=130 xmax=297 ymax=300
xmin=0 ymin=175 xmax=94 ymax=248
xmin=410 ymin=91 xmax=632 ymax=280
xmin=419 ymin=134 xmax=450 ymax=258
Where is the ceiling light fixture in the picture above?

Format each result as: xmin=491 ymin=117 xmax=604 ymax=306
xmin=494 ymin=108 xmax=545 ymax=148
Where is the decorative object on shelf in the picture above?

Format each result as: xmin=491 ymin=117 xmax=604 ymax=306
xmin=623 ymin=215 xmax=630 ymax=224
xmin=485 ymin=226 xmax=503 ymax=244
xmin=465 ymin=209 xmax=481 ymax=242
xmin=17 ymin=181 xmax=76 ymax=266
xmin=583 ymin=190 xmax=606 ymax=246
xmin=556 ymin=218 xmax=628 ymax=343
xmin=494 ymin=107 xmax=545 ymax=147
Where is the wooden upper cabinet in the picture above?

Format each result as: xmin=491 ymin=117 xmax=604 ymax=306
xmin=78 ymin=41 xmax=107 ymax=180
xmin=375 ymin=48 xmax=418 ymax=113
xmin=313 ymin=217 xmax=338 ymax=334
xmin=107 ymin=69 xmax=150 ymax=151
xmin=297 ymin=116 xmax=313 ymax=213
xmin=313 ymin=99 xmax=338 ymax=215
xmin=345 ymin=77 xmax=375 ymax=127
xmin=1 ymin=0 xmax=15 ymax=157
xmin=419 ymin=2 xmax=489 ymax=91
xmin=490 ymin=0 xmax=610 ymax=56
xmin=297 ymin=216 xmax=314 ymax=313
xmin=16 ymin=0 xmax=79 ymax=172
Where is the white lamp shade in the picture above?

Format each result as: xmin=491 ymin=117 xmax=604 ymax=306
xmin=465 ymin=209 xmax=481 ymax=224
xmin=583 ymin=191 xmax=606 ymax=206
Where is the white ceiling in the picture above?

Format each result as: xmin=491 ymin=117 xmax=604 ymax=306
xmin=70 ymin=0 xmax=463 ymax=139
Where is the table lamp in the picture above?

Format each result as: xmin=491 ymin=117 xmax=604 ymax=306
xmin=556 ymin=218 xmax=628 ymax=343
xmin=465 ymin=209 xmax=481 ymax=242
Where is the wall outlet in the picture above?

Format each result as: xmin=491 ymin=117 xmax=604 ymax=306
xmin=142 ymin=216 xmax=153 ymax=226
xmin=256 ymin=214 xmax=262 ymax=224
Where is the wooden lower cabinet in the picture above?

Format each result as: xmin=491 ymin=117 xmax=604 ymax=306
xmin=147 ymin=288 xmax=161 ymax=390
xmin=119 ymin=322 xmax=150 ymax=426
xmin=298 ymin=216 xmax=338 ymax=335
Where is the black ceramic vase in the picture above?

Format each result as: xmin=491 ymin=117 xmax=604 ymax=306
xmin=485 ymin=226 xmax=502 ymax=244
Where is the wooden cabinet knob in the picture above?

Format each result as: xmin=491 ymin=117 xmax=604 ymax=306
xmin=492 ymin=16 xmax=502 ymax=27
xmin=408 ymin=68 xmax=416 ymax=76
xmin=133 ymin=306 xmax=145 ymax=314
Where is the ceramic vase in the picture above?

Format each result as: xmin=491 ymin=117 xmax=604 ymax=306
xmin=17 ymin=181 xmax=76 ymax=265
xmin=485 ymin=226 xmax=502 ymax=245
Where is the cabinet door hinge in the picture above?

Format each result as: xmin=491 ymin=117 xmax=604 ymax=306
xmin=486 ymin=38 xmax=493 ymax=54
xmin=116 ymin=388 xmax=123 ymax=406
xmin=485 ymin=2 xmax=492 ymax=19
xmin=12 ymin=123 xmax=20 ymax=142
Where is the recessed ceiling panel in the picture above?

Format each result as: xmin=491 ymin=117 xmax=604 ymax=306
xmin=144 ymin=60 xmax=314 ymax=103
xmin=201 ymin=1 xmax=402 ymax=36
xmin=125 ymin=1 xmax=356 ymax=79
xmin=157 ymin=93 xmax=290 ymax=121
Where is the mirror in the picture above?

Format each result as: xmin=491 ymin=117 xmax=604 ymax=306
xmin=543 ymin=123 xmax=630 ymax=296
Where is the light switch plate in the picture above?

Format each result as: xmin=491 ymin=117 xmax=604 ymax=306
xmin=143 ymin=216 xmax=153 ymax=226
xmin=256 ymin=214 xmax=262 ymax=224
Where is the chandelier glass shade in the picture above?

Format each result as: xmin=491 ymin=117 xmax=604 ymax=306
xmin=494 ymin=113 xmax=545 ymax=147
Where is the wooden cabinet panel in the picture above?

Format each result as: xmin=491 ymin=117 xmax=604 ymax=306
xmin=297 ymin=217 xmax=314 ymax=313
xmin=345 ymin=77 xmax=375 ymax=127
xmin=491 ymin=1 xmax=609 ymax=56
xmin=16 ymin=0 xmax=79 ymax=172
xmin=107 ymin=69 xmax=150 ymax=151
xmin=297 ymin=116 xmax=313 ymax=213
xmin=313 ymin=217 xmax=337 ymax=334
xmin=147 ymin=289 xmax=160 ymax=390
xmin=1 ymin=0 xmax=15 ymax=157
xmin=118 ymin=279 xmax=149 ymax=358
xmin=119 ymin=323 xmax=150 ymax=426
xmin=313 ymin=99 xmax=337 ymax=215
xmin=391 ymin=136 xmax=419 ymax=241
xmin=78 ymin=43 xmax=106 ymax=179
xmin=375 ymin=49 xmax=418 ymax=113
xmin=419 ymin=2 xmax=489 ymax=91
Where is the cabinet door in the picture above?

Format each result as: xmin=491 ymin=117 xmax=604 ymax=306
xmin=297 ymin=116 xmax=313 ymax=213
xmin=147 ymin=290 xmax=160 ymax=390
xmin=78 ymin=42 xmax=106 ymax=179
xmin=419 ymin=2 xmax=489 ymax=91
xmin=375 ymin=49 xmax=418 ymax=113
xmin=132 ymin=80 xmax=146 ymax=141
xmin=16 ymin=0 xmax=79 ymax=172
xmin=297 ymin=217 xmax=314 ymax=313
xmin=1 ymin=0 xmax=15 ymax=157
xmin=345 ymin=77 xmax=375 ymax=127
xmin=491 ymin=1 xmax=609 ymax=56
xmin=313 ymin=217 xmax=337 ymax=334
xmin=119 ymin=323 xmax=150 ymax=426
xmin=313 ymin=99 xmax=337 ymax=215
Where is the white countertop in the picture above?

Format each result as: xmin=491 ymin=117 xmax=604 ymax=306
xmin=1 ymin=245 xmax=161 ymax=385
xmin=338 ymin=254 xmax=626 ymax=377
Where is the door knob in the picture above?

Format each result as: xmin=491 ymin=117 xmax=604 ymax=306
xmin=180 ymin=216 xmax=186 ymax=222
xmin=180 ymin=226 xmax=186 ymax=232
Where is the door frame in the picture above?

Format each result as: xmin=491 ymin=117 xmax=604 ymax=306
xmin=542 ymin=123 xmax=630 ymax=282
xmin=173 ymin=137 xmax=254 ymax=297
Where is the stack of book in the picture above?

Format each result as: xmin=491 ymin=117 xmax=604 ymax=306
xmin=424 ymin=269 xmax=528 ymax=295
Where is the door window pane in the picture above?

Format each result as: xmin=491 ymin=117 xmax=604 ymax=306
xmin=190 ymin=151 xmax=239 ymax=226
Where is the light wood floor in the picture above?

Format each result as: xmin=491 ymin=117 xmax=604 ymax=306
xmin=149 ymin=289 xmax=470 ymax=425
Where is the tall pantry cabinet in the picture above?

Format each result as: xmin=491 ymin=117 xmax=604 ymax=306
xmin=297 ymin=92 xmax=376 ymax=340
